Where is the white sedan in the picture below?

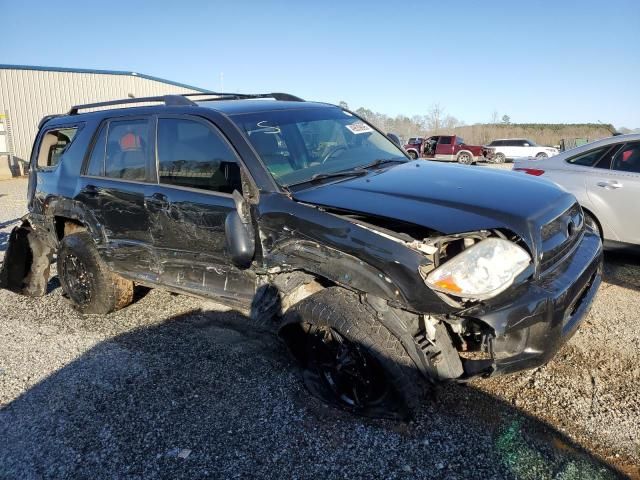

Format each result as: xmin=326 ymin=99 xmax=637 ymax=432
xmin=513 ymin=133 xmax=640 ymax=249
xmin=484 ymin=138 xmax=559 ymax=163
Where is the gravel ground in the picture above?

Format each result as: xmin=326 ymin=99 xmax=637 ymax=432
xmin=0 ymin=173 xmax=638 ymax=479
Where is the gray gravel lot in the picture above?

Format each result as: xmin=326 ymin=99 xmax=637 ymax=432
xmin=0 ymin=172 xmax=638 ymax=479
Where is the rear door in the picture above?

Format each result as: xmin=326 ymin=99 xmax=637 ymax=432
xmin=504 ymin=140 xmax=519 ymax=158
xmin=79 ymin=116 xmax=157 ymax=278
xmin=585 ymin=141 xmax=640 ymax=244
xmin=147 ymin=114 xmax=255 ymax=305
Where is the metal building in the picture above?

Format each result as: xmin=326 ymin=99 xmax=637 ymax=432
xmin=0 ymin=64 xmax=207 ymax=179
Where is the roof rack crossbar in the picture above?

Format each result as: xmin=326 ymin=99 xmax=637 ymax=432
xmin=68 ymin=94 xmax=197 ymax=115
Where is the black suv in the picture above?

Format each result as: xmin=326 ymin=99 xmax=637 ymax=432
xmin=1 ymin=93 xmax=603 ymax=417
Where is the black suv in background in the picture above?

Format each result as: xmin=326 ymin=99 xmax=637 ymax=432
xmin=1 ymin=93 xmax=603 ymax=417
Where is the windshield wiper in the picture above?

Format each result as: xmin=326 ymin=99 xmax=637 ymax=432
xmin=309 ymin=169 xmax=368 ymax=182
xmin=286 ymin=158 xmax=406 ymax=189
xmin=358 ymin=157 xmax=407 ymax=169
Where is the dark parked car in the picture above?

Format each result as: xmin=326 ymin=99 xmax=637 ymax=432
xmin=1 ymin=93 xmax=603 ymax=418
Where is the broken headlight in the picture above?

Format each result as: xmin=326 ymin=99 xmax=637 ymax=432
xmin=424 ymin=238 xmax=530 ymax=300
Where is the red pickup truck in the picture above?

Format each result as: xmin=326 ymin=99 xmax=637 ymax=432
xmin=404 ymin=135 xmax=484 ymax=164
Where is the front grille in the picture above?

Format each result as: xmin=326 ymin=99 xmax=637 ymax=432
xmin=540 ymin=202 xmax=584 ymax=271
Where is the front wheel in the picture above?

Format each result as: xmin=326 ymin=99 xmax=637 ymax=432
xmin=535 ymin=152 xmax=548 ymax=159
xmin=407 ymin=150 xmax=418 ymax=160
xmin=583 ymin=211 xmax=602 ymax=238
xmin=279 ymin=287 xmax=424 ymax=419
xmin=57 ymin=232 xmax=134 ymax=314
xmin=457 ymin=152 xmax=473 ymax=164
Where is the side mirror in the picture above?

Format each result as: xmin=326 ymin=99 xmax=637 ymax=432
xmin=387 ymin=133 xmax=402 ymax=147
xmin=225 ymin=190 xmax=255 ymax=268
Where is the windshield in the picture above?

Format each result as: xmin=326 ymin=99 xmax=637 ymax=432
xmin=232 ymin=107 xmax=407 ymax=187
xmin=525 ymin=139 xmax=538 ymax=146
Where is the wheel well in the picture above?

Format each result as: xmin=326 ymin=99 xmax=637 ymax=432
xmin=581 ymin=207 xmax=603 ymax=238
xmin=457 ymin=150 xmax=473 ymax=158
xmin=54 ymin=216 xmax=86 ymax=241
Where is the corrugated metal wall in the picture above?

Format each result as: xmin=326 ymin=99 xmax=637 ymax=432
xmin=0 ymin=69 xmax=203 ymax=163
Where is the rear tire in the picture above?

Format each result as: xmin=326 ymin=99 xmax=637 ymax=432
xmin=279 ymin=287 xmax=424 ymax=419
xmin=407 ymin=150 xmax=418 ymax=160
xmin=493 ymin=152 xmax=506 ymax=163
xmin=535 ymin=152 xmax=548 ymax=159
xmin=457 ymin=152 xmax=473 ymax=164
xmin=57 ymin=232 xmax=133 ymax=314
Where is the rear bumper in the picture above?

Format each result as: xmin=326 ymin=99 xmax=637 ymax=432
xmin=461 ymin=229 xmax=603 ymax=377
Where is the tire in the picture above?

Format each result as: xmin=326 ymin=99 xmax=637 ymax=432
xmin=583 ymin=210 xmax=602 ymax=238
xmin=535 ymin=152 xmax=548 ymax=159
xmin=279 ymin=287 xmax=424 ymax=419
xmin=457 ymin=152 xmax=473 ymax=164
xmin=493 ymin=152 xmax=506 ymax=163
xmin=407 ymin=150 xmax=418 ymax=160
xmin=57 ymin=232 xmax=133 ymax=314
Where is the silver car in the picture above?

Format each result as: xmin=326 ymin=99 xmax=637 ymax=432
xmin=513 ymin=133 xmax=640 ymax=250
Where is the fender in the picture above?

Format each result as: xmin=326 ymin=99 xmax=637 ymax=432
xmin=265 ymin=239 xmax=408 ymax=306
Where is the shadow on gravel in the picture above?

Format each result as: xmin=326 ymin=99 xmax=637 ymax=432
xmin=0 ymin=309 xmax=627 ymax=479
xmin=603 ymin=251 xmax=640 ymax=293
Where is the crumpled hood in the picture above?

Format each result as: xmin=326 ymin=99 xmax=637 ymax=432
xmin=293 ymin=161 xmax=575 ymax=247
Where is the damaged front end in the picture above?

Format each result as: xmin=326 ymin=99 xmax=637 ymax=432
xmin=0 ymin=218 xmax=54 ymax=296
xmin=335 ymin=208 xmax=602 ymax=383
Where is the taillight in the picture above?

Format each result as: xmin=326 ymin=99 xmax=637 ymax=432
xmin=514 ymin=168 xmax=545 ymax=176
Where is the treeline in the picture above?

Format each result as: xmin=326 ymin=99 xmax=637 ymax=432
xmin=341 ymin=101 xmax=616 ymax=147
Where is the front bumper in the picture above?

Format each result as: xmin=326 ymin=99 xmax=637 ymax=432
xmin=461 ymin=228 xmax=603 ymax=377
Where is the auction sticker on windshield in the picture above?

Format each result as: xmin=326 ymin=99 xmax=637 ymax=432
xmin=346 ymin=122 xmax=374 ymax=134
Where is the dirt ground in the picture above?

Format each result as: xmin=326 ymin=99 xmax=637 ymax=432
xmin=1 ymin=174 xmax=638 ymax=479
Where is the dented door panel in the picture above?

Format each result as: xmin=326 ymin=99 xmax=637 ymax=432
xmin=146 ymin=185 xmax=255 ymax=304
xmin=75 ymin=177 xmax=157 ymax=277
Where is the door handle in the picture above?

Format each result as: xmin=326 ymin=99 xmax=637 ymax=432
xmin=597 ymin=181 xmax=623 ymax=189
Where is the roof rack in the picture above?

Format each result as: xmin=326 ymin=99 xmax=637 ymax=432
xmin=182 ymin=92 xmax=305 ymax=102
xmin=67 ymin=91 xmax=304 ymax=115
xmin=68 ymin=94 xmax=197 ymax=115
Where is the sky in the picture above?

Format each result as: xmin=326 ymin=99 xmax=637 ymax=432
xmin=2 ymin=0 xmax=639 ymax=128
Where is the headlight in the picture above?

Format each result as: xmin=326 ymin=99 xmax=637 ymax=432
xmin=424 ymin=238 xmax=531 ymax=300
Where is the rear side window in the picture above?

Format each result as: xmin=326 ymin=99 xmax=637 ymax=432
xmin=156 ymin=118 xmax=242 ymax=194
xmin=612 ymin=142 xmax=640 ymax=173
xmin=105 ymin=119 xmax=150 ymax=181
xmin=567 ymin=146 xmax=613 ymax=167
xmin=86 ymin=124 xmax=107 ymax=176
xmin=36 ymin=127 xmax=78 ymax=168
xmin=456 ymin=137 xmax=464 ymax=145
xmin=439 ymin=136 xmax=452 ymax=145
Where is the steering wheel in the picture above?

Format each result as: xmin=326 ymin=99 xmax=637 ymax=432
xmin=321 ymin=145 xmax=348 ymax=164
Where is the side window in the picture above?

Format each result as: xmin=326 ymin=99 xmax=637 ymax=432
xmin=456 ymin=137 xmax=464 ymax=145
xmin=37 ymin=127 xmax=78 ymax=168
xmin=612 ymin=142 xmax=640 ymax=173
xmin=105 ymin=119 xmax=149 ymax=181
xmin=567 ymin=146 xmax=612 ymax=168
xmin=439 ymin=136 xmax=452 ymax=145
xmin=157 ymin=118 xmax=242 ymax=194
xmin=86 ymin=123 xmax=107 ymax=176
